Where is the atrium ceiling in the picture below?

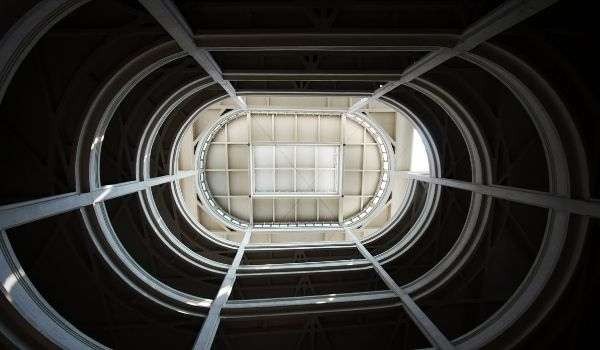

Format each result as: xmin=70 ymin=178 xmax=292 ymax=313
xmin=178 ymin=95 xmax=425 ymax=244
xmin=0 ymin=1 xmax=599 ymax=350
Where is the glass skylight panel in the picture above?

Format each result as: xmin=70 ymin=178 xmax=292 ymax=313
xmin=252 ymin=144 xmax=340 ymax=196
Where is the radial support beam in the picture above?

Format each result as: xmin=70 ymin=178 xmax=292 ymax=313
xmin=193 ymin=228 xmax=252 ymax=350
xmin=138 ymin=0 xmax=246 ymax=109
xmin=346 ymin=229 xmax=454 ymax=349
xmin=401 ymin=172 xmax=600 ymax=218
xmin=348 ymin=0 xmax=558 ymax=112
xmin=0 ymin=171 xmax=196 ymax=230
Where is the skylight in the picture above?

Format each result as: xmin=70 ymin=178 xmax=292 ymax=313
xmin=173 ymin=95 xmax=435 ymax=244
xmin=194 ymin=108 xmax=393 ymax=231
xmin=252 ymin=144 xmax=341 ymax=196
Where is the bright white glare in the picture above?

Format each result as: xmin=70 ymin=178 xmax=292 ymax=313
xmin=216 ymin=284 xmax=233 ymax=299
xmin=3 ymin=273 xmax=17 ymax=294
xmin=90 ymin=135 xmax=104 ymax=150
xmin=187 ymin=299 xmax=212 ymax=307
xmin=93 ymin=186 xmax=114 ymax=203
xmin=410 ymin=129 xmax=429 ymax=173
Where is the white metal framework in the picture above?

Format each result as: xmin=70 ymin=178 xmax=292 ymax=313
xmin=0 ymin=0 xmax=591 ymax=350
xmin=252 ymin=144 xmax=341 ymax=196
xmin=195 ymin=108 xmax=394 ymax=232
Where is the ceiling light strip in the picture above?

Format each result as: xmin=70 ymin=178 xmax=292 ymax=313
xmin=197 ymin=110 xmax=393 ymax=231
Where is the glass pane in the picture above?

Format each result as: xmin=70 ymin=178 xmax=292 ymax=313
xmin=253 ymin=146 xmax=273 ymax=168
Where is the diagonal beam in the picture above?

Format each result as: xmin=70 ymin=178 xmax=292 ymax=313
xmin=138 ymin=0 xmax=246 ymax=109
xmin=400 ymin=172 xmax=600 ymax=218
xmin=346 ymin=229 xmax=454 ymax=349
xmin=348 ymin=0 xmax=558 ymax=112
xmin=193 ymin=228 xmax=252 ymax=350
xmin=0 ymin=171 xmax=196 ymax=230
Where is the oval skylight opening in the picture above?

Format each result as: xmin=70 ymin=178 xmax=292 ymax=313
xmin=175 ymin=95 xmax=431 ymax=244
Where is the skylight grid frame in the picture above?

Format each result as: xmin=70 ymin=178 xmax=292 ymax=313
xmin=195 ymin=109 xmax=394 ymax=232
xmin=251 ymin=144 xmax=342 ymax=197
